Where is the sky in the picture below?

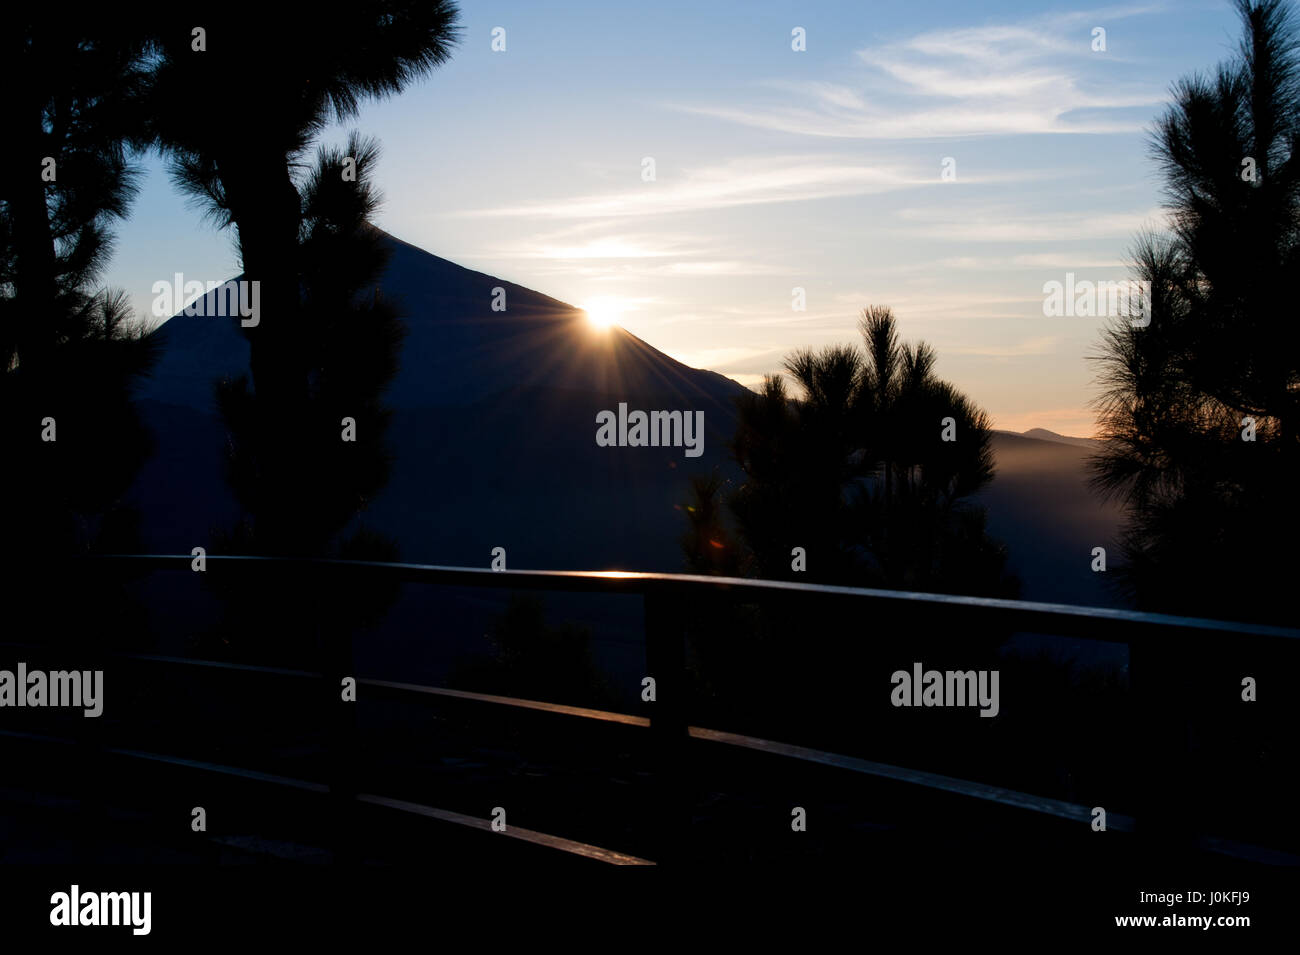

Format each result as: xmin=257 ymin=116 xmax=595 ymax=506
xmin=108 ymin=0 xmax=1255 ymax=436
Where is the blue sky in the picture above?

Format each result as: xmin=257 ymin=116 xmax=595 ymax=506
xmin=110 ymin=0 xmax=1254 ymax=435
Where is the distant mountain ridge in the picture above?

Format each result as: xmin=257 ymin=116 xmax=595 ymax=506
xmin=1015 ymin=428 xmax=1100 ymax=449
xmin=126 ymin=230 xmax=1127 ymax=607
xmin=130 ymin=230 xmax=746 ymax=572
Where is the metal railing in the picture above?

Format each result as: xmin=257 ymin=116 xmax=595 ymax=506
xmin=3 ymin=553 xmax=1297 ymax=865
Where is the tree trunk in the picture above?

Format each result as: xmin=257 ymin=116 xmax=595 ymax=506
xmin=216 ymin=147 xmax=307 ymax=555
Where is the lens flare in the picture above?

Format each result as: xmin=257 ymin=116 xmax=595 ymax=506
xmin=582 ymin=297 xmax=624 ymax=330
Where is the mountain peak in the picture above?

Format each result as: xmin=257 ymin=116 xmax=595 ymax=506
xmin=141 ymin=230 xmax=746 ymax=413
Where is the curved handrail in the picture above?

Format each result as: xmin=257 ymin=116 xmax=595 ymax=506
xmin=90 ymin=553 xmax=1300 ymax=644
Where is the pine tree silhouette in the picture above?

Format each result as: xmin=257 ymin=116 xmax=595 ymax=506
xmin=141 ymin=3 xmax=460 ymax=558
xmin=1091 ymin=0 xmax=1300 ymax=623
xmin=0 ymin=14 xmax=156 ymax=566
xmin=713 ymin=307 xmax=1012 ymax=597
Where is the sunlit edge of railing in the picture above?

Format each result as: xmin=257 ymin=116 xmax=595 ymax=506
xmin=89 ymin=553 xmax=1300 ymax=643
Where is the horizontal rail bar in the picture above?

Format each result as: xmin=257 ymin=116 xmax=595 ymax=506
xmin=0 ymin=643 xmax=650 ymax=727
xmin=354 ymin=794 xmax=653 ymax=865
xmin=688 ymin=727 xmax=1299 ymax=865
xmin=88 ymin=554 xmax=1300 ymax=644
xmin=6 ymin=645 xmax=1293 ymax=865
xmin=0 ymin=729 xmax=652 ymax=865
xmin=32 ymin=560 xmax=1300 ymax=864
xmin=6 ymin=712 xmax=1292 ymax=865
xmin=360 ymin=678 xmax=649 ymax=728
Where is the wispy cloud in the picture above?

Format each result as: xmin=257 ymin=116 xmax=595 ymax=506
xmin=673 ymin=5 xmax=1167 ymax=140
xmin=895 ymin=204 xmax=1165 ymax=242
xmin=806 ymin=288 xmax=1046 ymax=324
xmin=453 ymin=155 xmax=937 ymax=219
xmin=860 ymin=253 xmax=1131 ymax=274
xmin=475 ymin=224 xmax=796 ymax=280
xmin=493 ymin=230 xmax=703 ymax=260
xmin=949 ymin=335 xmax=1063 ymax=357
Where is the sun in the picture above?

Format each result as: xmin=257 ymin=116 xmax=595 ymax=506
xmin=582 ymin=297 xmax=623 ymax=330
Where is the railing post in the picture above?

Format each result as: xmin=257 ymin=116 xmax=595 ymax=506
xmin=644 ymin=588 xmax=690 ymax=865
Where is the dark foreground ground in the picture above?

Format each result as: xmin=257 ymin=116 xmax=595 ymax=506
xmin=0 ymin=686 xmax=1288 ymax=867
xmin=2 ymin=686 xmax=1294 ymax=938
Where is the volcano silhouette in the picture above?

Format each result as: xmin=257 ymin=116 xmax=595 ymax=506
xmin=129 ymin=230 xmax=745 ymax=571
xmin=127 ymin=231 xmax=1127 ymax=609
